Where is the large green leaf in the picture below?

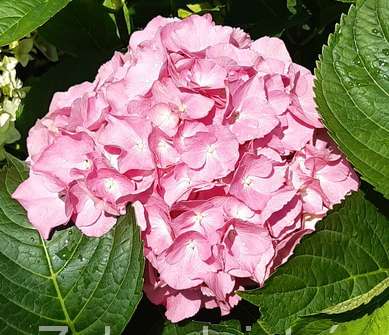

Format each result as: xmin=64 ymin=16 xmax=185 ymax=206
xmin=161 ymin=321 xmax=244 ymax=335
xmin=240 ymin=192 xmax=389 ymax=333
xmin=315 ymin=0 xmax=389 ymax=198
xmin=0 ymin=155 xmax=144 ymax=334
xmin=0 ymin=0 xmax=71 ymax=46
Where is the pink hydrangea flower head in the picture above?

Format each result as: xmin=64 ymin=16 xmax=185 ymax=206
xmin=12 ymin=14 xmax=359 ymax=323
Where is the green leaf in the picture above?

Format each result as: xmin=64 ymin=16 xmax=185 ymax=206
xmin=240 ymin=192 xmax=389 ymax=333
xmin=314 ymin=0 xmax=389 ymax=199
xmin=250 ymin=320 xmax=274 ymax=335
xmin=287 ymin=0 xmax=298 ymax=14
xmin=187 ymin=3 xmax=209 ymax=13
xmin=290 ymin=318 xmax=337 ymax=335
xmin=161 ymin=321 xmax=244 ymax=335
xmin=177 ymin=8 xmax=193 ymax=18
xmin=331 ymin=300 xmax=389 ymax=334
xmin=288 ymin=287 xmax=389 ymax=334
xmin=0 ymin=0 xmax=71 ymax=46
xmin=103 ymin=0 xmax=123 ymax=11
xmin=0 ymin=155 xmax=144 ymax=334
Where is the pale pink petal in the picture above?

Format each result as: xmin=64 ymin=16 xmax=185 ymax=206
xmin=12 ymin=173 xmax=70 ymax=239
xmin=251 ymin=36 xmax=292 ymax=64
xmin=161 ymin=14 xmax=232 ymax=53
xmin=33 ymin=133 xmax=95 ymax=184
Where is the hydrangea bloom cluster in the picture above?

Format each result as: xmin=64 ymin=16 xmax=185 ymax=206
xmin=13 ymin=15 xmax=359 ymax=322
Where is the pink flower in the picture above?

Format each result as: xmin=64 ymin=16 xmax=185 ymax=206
xmin=260 ymin=188 xmax=303 ymax=239
xmin=134 ymin=196 xmax=174 ymax=254
xmin=68 ymin=183 xmax=117 ymax=237
xmin=86 ymin=167 xmax=134 ymax=208
xmin=181 ymin=125 xmax=239 ymax=181
xmin=13 ymin=172 xmax=70 ymax=239
xmin=229 ymin=153 xmax=286 ymax=210
xmin=188 ymin=59 xmax=228 ymax=90
xmin=202 ymin=272 xmax=240 ymax=316
xmin=161 ymin=14 xmax=232 ymax=53
xmin=49 ymin=82 xmax=95 ymax=117
xmin=149 ymin=129 xmax=180 ymax=168
xmin=151 ymin=78 xmax=215 ymax=121
xmin=171 ymin=199 xmax=226 ymax=244
xmin=158 ymin=231 xmax=219 ymax=290
xmin=290 ymin=132 xmax=359 ymax=212
xmin=32 ymin=133 xmax=95 ymax=184
xmin=159 ymin=163 xmax=213 ymax=206
xmin=223 ymin=220 xmax=275 ymax=285
xmin=121 ymin=42 xmax=166 ymax=100
xmin=26 ymin=120 xmax=56 ymax=163
xmin=222 ymin=196 xmax=261 ymax=223
xmin=251 ymin=36 xmax=292 ymax=64
xmin=97 ymin=115 xmax=155 ymax=172
xmin=14 ymin=14 xmax=359 ymax=323
xmin=129 ymin=16 xmax=178 ymax=49
xmin=144 ymin=264 xmax=203 ymax=322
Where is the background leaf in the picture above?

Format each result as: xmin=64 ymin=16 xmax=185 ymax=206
xmin=0 ymin=0 xmax=71 ymax=46
xmin=315 ymin=0 xmax=389 ymax=199
xmin=38 ymin=0 xmax=122 ymax=58
xmin=161 ymin=320 xmax=244 ymax=335
xmin=290 ymin=318 xmax=337 ymax=335
xmin=0 ymin=155 xmax=144 ymax=334
xmin=331 ymin=300 xmax=389 ymax=334
xmin=250 ymin=320 xmax=274 ymax=335
xmin=289 ymin=287 xmax=389 ymax=335
xmin=240 ymin=192 xmax=389 ymax=333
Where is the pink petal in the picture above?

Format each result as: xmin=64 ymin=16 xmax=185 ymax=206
xmin=12 ymin=173 xmax=70 ymax=239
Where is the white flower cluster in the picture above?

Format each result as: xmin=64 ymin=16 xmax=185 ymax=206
xmin=0 ymin=38 xmax=33 ymax=159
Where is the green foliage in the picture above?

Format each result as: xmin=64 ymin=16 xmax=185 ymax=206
xmin=331 ymin=300 xmax=389 ymax=334
xmin=289 ymin=286 xmax=389 ymax=335
xmin=287 ymin=0 xmax=298 ymax=14
xmin=0 ymin=154 xmax=144 ymax=334
xmin=241 ymin=192 xmax=389 ymax=333
xmin=178 ymin=2 xmax=226 ymax=20
xmin=290 ymin=318 xmax=337 ymax=335
xmin=38 ymin=0 xmax=121 ymax=60
xmin=315 ymin=0 xmax=389 ymax=199
xmin=250 ymin=320 xmax=274 ymax=335
xmin=161 ymin=320 xmax=243 ymax=335
xmin=0 ymin=0 xmax=71 ymax=47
